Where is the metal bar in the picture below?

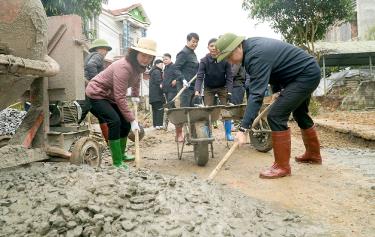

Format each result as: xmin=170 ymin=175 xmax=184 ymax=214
xmin=48 ymin=24 xmax=67 ymax=55
xmin=22 ymin=113 xmax=44 ymax=148
xmin=369 ymin=56 xmax=373 ymax=75
xmin=189 ymin=137 xmax=215 ymax=143
xmin=323 ymin=56 xmax=327 ymax=94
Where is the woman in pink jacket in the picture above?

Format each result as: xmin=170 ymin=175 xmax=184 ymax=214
xmin=86 ymin=38 xmax=157 ymax=168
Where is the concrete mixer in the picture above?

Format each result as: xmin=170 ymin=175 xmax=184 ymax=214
xmin=0 ymin=0 xmax=101 ymax=169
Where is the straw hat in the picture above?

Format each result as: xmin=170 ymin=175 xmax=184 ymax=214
xmin=131 ymin=37 xmax=157 ymax=56
xmin=215 ymin=33 xmax=245 ymax=62
xmin=89 ymin=39 xmax=112 ymax=52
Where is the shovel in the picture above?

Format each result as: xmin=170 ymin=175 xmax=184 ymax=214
xmin=133 ymin=102 xmax=141 ymax=168
xmin=164 ymin=75 xmax=197 ymax=107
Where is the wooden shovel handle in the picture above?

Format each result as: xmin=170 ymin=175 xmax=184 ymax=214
xmin=134 ymin=103 xmax=141 ymax=168
xmin=207 ymin=142 xmax=239 ymax=181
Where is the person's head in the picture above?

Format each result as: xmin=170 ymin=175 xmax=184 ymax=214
xmin=154 ymin=59 xmax=163 ymax=69
xmin=186 ymin=32 xmax=199 ymax=51
xmin=215 ymin=33 xmax=245 ymax=64
xmin=89 ymin=39 xmax=112 ymax=57
xmin=162 ymin=53 xmax=172 ymax=66
xmin=207 ymin=38 xmax=218 ymax=57
xmin=127 ymin=37 xmax=157 ymax=73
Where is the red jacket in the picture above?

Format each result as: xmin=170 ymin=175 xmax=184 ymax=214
xmin=86 ymin=57 xmax=140 ymax=122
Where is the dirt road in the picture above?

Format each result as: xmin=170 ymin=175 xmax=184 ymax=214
xmin=129 ymin=116 xmax=374 ymax=237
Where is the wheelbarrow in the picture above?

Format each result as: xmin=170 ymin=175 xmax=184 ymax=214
xmin=221 ymin=103 xmax=272 ymax=152
xmin=166 ymin=105 xmax=224 ymax=166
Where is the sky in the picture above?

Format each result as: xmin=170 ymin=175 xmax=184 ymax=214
xmin=105 ymin=0 xmax=281 ymax=60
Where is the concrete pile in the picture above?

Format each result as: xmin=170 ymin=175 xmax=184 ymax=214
xmin=0 ymin=163 xmax=327 ymax=237
xmin=0 ymin=108 xmax=26 ymax=135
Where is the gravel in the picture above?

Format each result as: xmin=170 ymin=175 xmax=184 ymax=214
xmin=0 ymin=108 xmax=27 ymax=135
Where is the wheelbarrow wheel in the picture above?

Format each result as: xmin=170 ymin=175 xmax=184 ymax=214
xmin=70 ymin=137 xmax=101 ymax=167
xmin=192 ymin=122 xmax=209 ymax=166
xmin=249 ymin=118 xmax=272 ymax=152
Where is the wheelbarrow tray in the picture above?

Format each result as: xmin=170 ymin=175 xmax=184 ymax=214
xmin=166 ymin=106 xmax=224 ymax=125
xmin=221 ymin=104 xmax=247 ymax=120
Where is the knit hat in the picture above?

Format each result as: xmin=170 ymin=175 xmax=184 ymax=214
xmin=154 ymin=59 xmax=163 ymax=65
xmin=215 ymin=33 xmax=245 ymax=62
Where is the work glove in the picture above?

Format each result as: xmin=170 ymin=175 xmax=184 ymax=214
xmin=131 ymin=120 xmax=140 ymax=132
xmin=182 ymin=79 xmax=189 ymax=87
xmin=193 ymin=95 xmax=203 ymax=107
xmin=226 ymin=93 xmax=233 ymax=105
xmin=131 ymin=97 xmax=140 ymax=104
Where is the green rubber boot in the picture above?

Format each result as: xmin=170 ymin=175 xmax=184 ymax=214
xmin=109 ymin=139 xmax=128 ymax=169
xmin=120 ymin=137 xmax=135 ymax=162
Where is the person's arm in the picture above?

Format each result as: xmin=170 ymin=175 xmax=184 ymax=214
xmin=174 ymin=51 xmax=187 ymax=83
xmin=194 ymin=58 xmax=206 ymax=95
xmin=240 ymin=62 xmax=271 ymax=129
xmin=85 ymin=54 xmax=102 ymax=80
xmin=225 ymin=61 xmax=234 ymax=94
xmin=113 ymin=66 xmax=135 ymax=122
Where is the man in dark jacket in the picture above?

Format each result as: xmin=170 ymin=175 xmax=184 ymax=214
xmin=216 ymin=33 xmax=322 ymax=179
xmin=231 ymin=64 xmax=250 ymax=104
xmin=162 ymin=53 xmax=184 ymax=142
xmin=149 ymin=59 xmax=164 ymax=129
xmin=194 ymin=38 xmax=234 ymax=141
xmin=175 ymin=32 xmax=199 ymax=107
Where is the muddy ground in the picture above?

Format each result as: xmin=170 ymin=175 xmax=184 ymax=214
xmin=0 ymin=109 xmax=374 ymax=236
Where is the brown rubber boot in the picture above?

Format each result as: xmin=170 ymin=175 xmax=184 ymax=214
xmin=99 ymin=123 xmax=109 ymax=144
xmin=175 ymin=125 xmax=184 ymax=143
xmin=259 ymin=129 xmax=291 ymax=179
xmin=295 ymin=125 xmax=322 ymax=164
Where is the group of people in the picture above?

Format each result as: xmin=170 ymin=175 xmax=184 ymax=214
xmin=81 ymin=31 xmax=323 ymax=180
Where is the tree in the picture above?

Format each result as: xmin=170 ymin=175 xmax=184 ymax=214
xmin=41 ymin=0 xmax=106 ymax=19
xmin=242 ymin=0 xmax=355 ymax=56
xmin=41 ymin=0 xmax=108 ymax=39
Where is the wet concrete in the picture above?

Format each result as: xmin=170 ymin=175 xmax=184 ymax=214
xmin=0 ymin=163 xmax=327 ymax=236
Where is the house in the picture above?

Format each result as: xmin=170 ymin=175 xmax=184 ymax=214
xmin=325 ymin=0 xmax=375 ymax=41
xmin=87 ymin=3 xmax=151 ymax=61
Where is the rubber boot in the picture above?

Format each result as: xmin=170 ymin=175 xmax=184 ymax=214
xmin=295 ymin=125 xmax=322 ymax=164
xmin=108 ymin=139 xmax=128 ymax=169
xmin=99 ymin=123 xmax=109 ymax=144
xmin=259 ymin=129 xmax=291 ymax=179
xmin=175 ymin=126 xmax=184 ymax=142
xmin=120 ymin=137 xmax=135 ymax=162
xmin=224 ymin=120 xmax=234 ymax=141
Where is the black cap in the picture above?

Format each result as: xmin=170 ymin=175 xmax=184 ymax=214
xmin=154 ymin=59 xmax=163 ymax=65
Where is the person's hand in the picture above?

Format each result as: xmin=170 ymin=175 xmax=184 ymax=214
xmin=235 ymin=131 xmax=247 ymax=145
xmin=183 ymin=79 xmax=189 ymax=87
xmin=131 ymin=120 xmax=140 ymax=132
xmin=131 ymin=97 xmax=140 ymax=104
xmin=226 ymin=92 xmax=233 ymax=105
xmin=271 ymin=92 xmax=280 ymax=102
xmin=171 ymin=80 xmax=177 ymax=87
xmin=193 ymin=95 xmax=202 ymax=106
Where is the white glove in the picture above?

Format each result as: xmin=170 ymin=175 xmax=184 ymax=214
xmin=131 ymin=120 xmax=140 ymax=132
xmin=131 ymin=97 xmax=140 ymax=103
xmin=183 ymin=79 xmax=189 ymax=87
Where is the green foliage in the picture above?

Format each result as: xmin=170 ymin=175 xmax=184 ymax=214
xmin=309 ymin=97 xmax=321 ymax=116
xmin=242 ymin=0 xmax=355 ymax=56
xmin=367 ymin=25 xmax=375 ymax=40
xmin=41 ymin=0 xmax=106 ymax=19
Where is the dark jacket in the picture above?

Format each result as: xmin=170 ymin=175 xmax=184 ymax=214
xmin=84 ymin=52 xmax=105 ymax=80
xmin=241 ymin=37 xmax=319 ymax=128
xmin=195 ymin=54 xmax=233 ymax=93
xmin=149 ymin=66 xmax=163 ymax=103
xmin=175 ymin=46 xmax=199 ymax=89
xmin=162 ymin=63 xmax=182 ymax=93
xmin=232 ymin=64 xmax=250 ymax=87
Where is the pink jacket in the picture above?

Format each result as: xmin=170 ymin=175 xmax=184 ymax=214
xmin=86 ymin=57 xmax=140 ymax=122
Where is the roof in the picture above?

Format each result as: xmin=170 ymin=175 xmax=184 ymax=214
xmin=103 ymin=3 xmax=150 ymax=25
xmin=315 ymin=41 xmax=375 ymax=66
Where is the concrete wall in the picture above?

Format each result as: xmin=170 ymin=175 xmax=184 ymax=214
xmin=357 ymin=0 xmax=375 ymax=40
xmin=341 ymin=80 xmax=375 ymax=110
